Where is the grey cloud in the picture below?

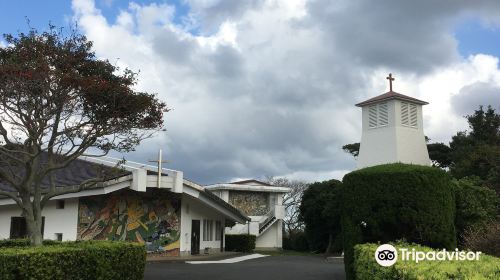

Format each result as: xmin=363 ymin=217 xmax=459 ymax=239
xmin=452 ymin=82 xmax=500 ymax=116
xmin=75 ymin=0 xmax=500 ymax=184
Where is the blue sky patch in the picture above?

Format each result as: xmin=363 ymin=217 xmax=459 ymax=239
xmin=454 ymin=18 xmax=500 ymax=59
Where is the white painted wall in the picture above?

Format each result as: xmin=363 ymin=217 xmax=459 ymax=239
xmin=180 ymin=194 xmax=225 ymax=255
xmin=0 ymin=198 xmax=79 ymax=241
xmin=357 ymin=99 xmax=430 ymax=168
xmin=255 ymin=220 xmax=282 ymax=249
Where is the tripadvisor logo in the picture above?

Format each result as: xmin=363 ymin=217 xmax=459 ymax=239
xmin=374 ymin=244 xmax=482 ymax=267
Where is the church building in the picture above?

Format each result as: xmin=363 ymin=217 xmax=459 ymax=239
xmin=0 ymin=154 xmax=249 ymax=257
xmin=356 ymin=74 xmax=431 ymax=168
xmin=206 ymin=180 xmax=289 ymax=250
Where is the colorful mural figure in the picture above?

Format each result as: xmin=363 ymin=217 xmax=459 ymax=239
xmin=77 ymin=189 xmax=181 ymax=255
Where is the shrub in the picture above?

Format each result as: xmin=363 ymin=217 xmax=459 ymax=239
xmin=354 ymin=242 xmax=500 ymax=280
xmin=225 ymin=234 xmax=256 ymax=252
xmin=453 ymin=177 xmax=499 ymax=245
xmin=463 ymin=220 xmax=500 ymax=257
xmin=341 ymin=163 xmax=456 ymax=280
xmin=0 ymin=241 xmax=146 ymax=280
xmin=283 ymin=231 xmax=309 ymax=252
xmin=0 ymin=239 xmax=60 ymax=248
xmin=299 ymin=179 xmax=342 ymax=253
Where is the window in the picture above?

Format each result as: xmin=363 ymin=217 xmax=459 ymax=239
xmin=203 ymin=220 xmax=214 ymax=241
xmin=401 ymin=102 xmax=418 ymax=128
xmin=10 ymin=217 xmax=45 ymax=239
xmin=56 ymin=200 xmax=65 ymax=209
xmin=55 ymin=233 xmax=63 ymax=241
xmin=215 ymin=221 xmax=222 ymax=241
xmin=368 ymin=102 xmax=389 ymax=128
xmin=10 ymin=217 xmax=27 ymax=239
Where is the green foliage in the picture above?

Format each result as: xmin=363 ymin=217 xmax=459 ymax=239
xmin=225 ymin=234 xmax=256 ymax=252
xmin=450 ymin=106 xmax=500 ymax=194
xmin=453 ymin=177 xmax=499 ymax=245
xmin=427 ymin=142 xmax=453 ymax=168
xmin=354 ymin=242 xmax=500 ymax=280
xmin=342 ymin=143 xmax=360 ymax=157
xmin=299 ymin=179 xmax=342 ymax=253
xmin=0 ymin=239 xmax=60 ymax=248
xmin=283 ymin=231 xmax=309 ymax=252
xmin=464 ymin=220 xmax=500 ymax=258
xmin=0 ymin=241 xmax=146 ymax=280
xmin=341 ymin=163 xmax=456 ymax=280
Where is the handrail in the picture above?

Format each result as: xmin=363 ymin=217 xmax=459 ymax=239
xmin=259 ymin=207 xmax=276 ymax=229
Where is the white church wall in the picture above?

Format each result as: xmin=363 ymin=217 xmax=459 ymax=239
xmin=180 ymin=194 xmax=225 ymax=255
xmin=394 ymin=100 xmax=431 ymax=165
xmin=255 ymin=220 xmax=282 ymax=249
xmin=0 ymin=198 xmax=79 ymax=241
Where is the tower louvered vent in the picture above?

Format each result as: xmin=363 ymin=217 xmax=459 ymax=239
xmin=409 ymin=104 xmax=418 ymax=127
xmin=401 ymin=102 xmax=418 ymax=128
xmin=378 ymin=102 xmax=388 ymax=126
xmin=369 ymin=105 xmax=378 ymax=128
xmin=401 ymin=102 xmax=409 ymax=126
xmin=368 ymin=102 xmax=388 ymax=128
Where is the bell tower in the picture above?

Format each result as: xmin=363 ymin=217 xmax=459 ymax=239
xmin=356 ymin=74 xmax=431 ymax=169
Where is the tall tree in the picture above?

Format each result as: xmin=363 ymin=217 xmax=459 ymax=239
xmin=267 ymin=177 xmax=309 ymax=234
xmin=299 ymin=179 xmax=342 ymax=253
xmin=0 ymin=27 xmax=167 ymax=245
xmin=450 ymin=106 xmax=500 ymax=193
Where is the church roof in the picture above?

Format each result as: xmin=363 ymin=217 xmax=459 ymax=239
xmin=355 ymin=91 xmax=429 ymax=107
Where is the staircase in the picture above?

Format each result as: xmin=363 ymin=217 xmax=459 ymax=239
xmin=258 ymin=208 xmax=278 ymax=234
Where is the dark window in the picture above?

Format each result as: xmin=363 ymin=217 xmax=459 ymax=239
xmin=55 ymin=233 xmax=63 ymax=241
xmin=9 ymin=217 xmax=45 ymax=239
xmin=10 ymin=217 xmax=26 ymax=239
xmin=56 ymin=200 xmax=65 ymax=209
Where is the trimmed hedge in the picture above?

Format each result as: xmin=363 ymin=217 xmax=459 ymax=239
xmin=341 ymin=163 xmax=456 ymax=280
xmin=0 ymin=239 xmax=60 ymax=248
xmin=354 ymin=242 xmax=500 ymax=280
xmin=225 ymin=234 xmax=256 ymax=252
xmin=0 ymin=240 xmax=146 ymax=280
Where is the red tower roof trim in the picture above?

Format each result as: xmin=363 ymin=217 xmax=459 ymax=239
xmin=355 ymin=91 xmax=429 ymax=107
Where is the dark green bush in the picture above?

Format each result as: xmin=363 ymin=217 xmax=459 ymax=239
xmin=341 ymin=163 xmax=456 ymax=280
xmin=283 ymin=231 xmax=309 ymax=252
xmin=0 ymin=239 xmax=60 ymax=248
xmin=225 ymin=234 xmax=256 ymax=252
xmin=0 ymin=241 xmax=146 ymax=280
xmin=453 ymin=177 xmax=499 ymax=245
xmin=299 ymin=179 xmax=342 ymax=253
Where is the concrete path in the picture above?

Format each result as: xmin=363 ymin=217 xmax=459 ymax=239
xmin=145 ymin=255 xmax=346 ymax=280
xmin=186 ymin=253 xmax=269 ymax=264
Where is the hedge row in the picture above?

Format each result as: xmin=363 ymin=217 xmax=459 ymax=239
xmin=0 ymin=241 xmax=146 ymax=280
xmin=341 ymin=164 xmax=456 ymax=280
xmin=354 ymin=242 xmax=500 ymax=280
xmin=225 ymin=234 xmax=256 ymax=252
xmin=0 ymin=239 xmax=60 ymax=248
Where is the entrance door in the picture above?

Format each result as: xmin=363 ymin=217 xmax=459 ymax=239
xmin=191 ymin=220 xmax=200 ymax=255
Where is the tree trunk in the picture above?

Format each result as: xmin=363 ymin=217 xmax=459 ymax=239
xmin=325 ymin=233 xmax=333 ymax=255
xmin=24 ymin=203 xmax=43 ymax=246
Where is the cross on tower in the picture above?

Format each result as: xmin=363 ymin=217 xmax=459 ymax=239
xmin=149 ymin=149 xmax=170 ymax=188
xmin=386 ymin=73 xmax=395 ymax=92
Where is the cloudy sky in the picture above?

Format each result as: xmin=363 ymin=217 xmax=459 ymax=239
xmin=1 ymin=0 xmax=500 ymax=184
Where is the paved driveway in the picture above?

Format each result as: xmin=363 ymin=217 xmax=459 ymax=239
xmin=144 ymin=255 xmax=346 ymax=280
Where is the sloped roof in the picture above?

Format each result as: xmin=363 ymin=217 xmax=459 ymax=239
xmin=355 ymin=91 xmax=429 ymax=107
xmin=0 ymin=154 xmax=130 ymax=193
xmin=229 ymin=179 xmax=272 ymax=186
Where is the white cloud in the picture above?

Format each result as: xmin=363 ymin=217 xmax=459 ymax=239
xmin=71 ymin=0 xmax=500 ymax=184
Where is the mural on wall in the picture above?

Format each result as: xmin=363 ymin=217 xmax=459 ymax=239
xmin=77 ymin=189 xmax=181 ymax=256
xmin=229 ymin=191 xmax=269 ymax=216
